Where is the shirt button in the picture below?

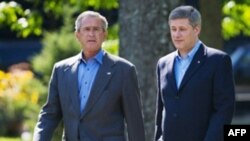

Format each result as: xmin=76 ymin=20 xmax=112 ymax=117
xmin=85 ymin=81 xmax=87 ymax=84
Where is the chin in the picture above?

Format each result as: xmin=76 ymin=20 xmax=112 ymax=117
xmin=174 ymin=45 xmax=182 ymax=49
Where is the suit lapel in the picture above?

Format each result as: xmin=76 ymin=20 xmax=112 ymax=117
xmin=81 ymin=53 xmax=114 ymax=118
xmin=179 ymin=44 xmax=206 ymax=91
xmin=166 ymin=53 xmax=178 ymax=93
xmin=64 ymin=54 xmax=81 ymax=116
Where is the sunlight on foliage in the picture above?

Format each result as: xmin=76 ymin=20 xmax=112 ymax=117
xmin=0 ymin=137 xmax=20 ymax=141
xmin=0 ymin=0 xmax=118 ymax=38
xmin=0 ymin=70 xmax=38 ymax=104
xmin=222 ymin=1 xmax=250 ymax=40
xmin=0 ymin=1 xmax=42 ymax=38
xmin=222 ymin=17 xmax=241 ymax=39
xmin=0 ymin=2 xmax=21 ymax=24
xmin=103 ymin=39 xmax=119 ymax=55
xmin=85 ymin=0 xmax=118 ymax=9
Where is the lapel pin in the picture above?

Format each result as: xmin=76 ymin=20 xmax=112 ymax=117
xmin=197 ymin=60 xmax=200 ymax=64
xmin=107 ymin=72 xmax=111 ymax=75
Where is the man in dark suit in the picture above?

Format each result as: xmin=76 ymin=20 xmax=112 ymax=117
xmin=33 ymin=11 xmax=145 ymax=141
xmin=154 ymin=5 xmax=235 ymax=141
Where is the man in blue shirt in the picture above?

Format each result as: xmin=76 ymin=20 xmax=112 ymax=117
xmin=154 ymin=5 xmax=235 ymax=141
xmin=33 ymin=11 xmax=145 ymax=141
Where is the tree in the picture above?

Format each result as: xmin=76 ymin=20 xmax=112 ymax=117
xmin=0 ymin=1 xmax=42 ymax=38
xmin=185 ymin=0 xmax=223 ymax=49
xmin=200 ymin=0 xmax=223 ymax=49
xmin=119 ymin=0 xmax=182 ymax=140
xmin=222 ymin=0 xmax=250 ymax=40
xmin=0 ymin=0 xmax=118 ymax=38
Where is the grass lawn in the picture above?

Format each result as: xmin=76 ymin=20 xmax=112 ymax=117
xmin=0 ymin=137 xmax=21 ymax=141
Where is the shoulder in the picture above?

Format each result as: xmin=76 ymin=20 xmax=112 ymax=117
xmin=205 ymin=46 xmax=230 ymax=60
xmin=157 ymin=51 xmax=176 ymax=66
xmin=203 ymin=46 xmax=232 ymax=68
xmin=105 ymin=52 xmax=135 ymax=68
xmin=206 ymin=46 xmax=228 ymax=56
xmin=54 ymin=53 xmax=80 ymax=68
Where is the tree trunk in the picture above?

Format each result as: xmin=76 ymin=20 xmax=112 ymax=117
xmin=199 ymin=0 xmax=223 ymax=49
xmin=119 ymin=0 xmax=182 ymax=140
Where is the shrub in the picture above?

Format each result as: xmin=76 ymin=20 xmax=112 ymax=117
xmin=0 ymin=70 xmax=46 ymax=136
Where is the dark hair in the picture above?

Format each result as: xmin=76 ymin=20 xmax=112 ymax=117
xmin=169 ymin=5 xmax=201 ymax=28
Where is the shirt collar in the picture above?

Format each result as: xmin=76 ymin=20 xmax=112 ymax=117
xmin=80 ymin=49 xmax=104 ymax=64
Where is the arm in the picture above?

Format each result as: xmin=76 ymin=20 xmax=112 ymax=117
xmin=204 ymin=55 xmax=235 ymax=141
xmin=154 ymin=64 xmax=163 ymax=141
xmin=122 ymin=65 xmax=146 ymax=141
xmin=33 ymin=64 xmax=62 ymax=141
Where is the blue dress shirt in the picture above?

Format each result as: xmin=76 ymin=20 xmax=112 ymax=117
xmin=78 ymin=50 xmax=104 ymax=112
xmin=174 ymin=41 xmax=201 ymax=88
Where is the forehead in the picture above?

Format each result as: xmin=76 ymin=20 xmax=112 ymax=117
xmin=80 ymin=16 xmax=102 ymax=27
xmin=169 ymin=18 xmax=190 ymax=27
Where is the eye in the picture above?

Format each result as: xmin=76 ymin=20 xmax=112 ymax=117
xmin=171 ymin=28 xmax=177 ymax=32
xmin=82 ymin=27 xmax=90 ymax=32
xmin=93 ymin=27 xmax=101 ymax=31
xmin=179 ymin=27 xmax=187 ymax=31
xmin=180 ymin=28 xmax=185 ymax=31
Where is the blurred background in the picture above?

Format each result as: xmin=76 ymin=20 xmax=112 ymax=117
xmin=0 ymin=0 xmax=249 ymax=140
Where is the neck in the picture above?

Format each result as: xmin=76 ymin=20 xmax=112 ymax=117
xmin=178 ymin=39 xmax=199 ymax=57
xmin=82 ymin=51 xmax=99 ymax=60
xmin=178 ymin=49 xmax=191 ymax=58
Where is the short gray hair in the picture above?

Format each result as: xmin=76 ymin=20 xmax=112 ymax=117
xmin=169 ymin=5 xmax=201 ymax=28
xmin=75 ymin=11 xmax=108 ymax=32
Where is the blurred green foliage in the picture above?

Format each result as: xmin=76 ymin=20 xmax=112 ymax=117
xmin=0 ymin=0 xmax=118 ymax=38
xmin=0 ymin=1 xmax=42 ymax=37
xmin=0 ymin=137 xmax=20 ymax=141
xmin=222 ymin=0 xmax=250 ymax=40
xmin=2 ymin=0 xmax=250 ymax=40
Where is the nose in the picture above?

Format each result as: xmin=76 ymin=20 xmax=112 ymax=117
xmin=173 ymin=30 xmax=181 ymax=38
xmin=88 ymin=30 xmax=95 ymax=36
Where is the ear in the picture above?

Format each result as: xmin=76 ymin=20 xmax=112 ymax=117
xmin=75 ymin=31 xmax=80 ymax=41
xmin=103 ymin=30 xmax=108 ymax=40
xmin=194 ymin=26 xmax=201 ymax=35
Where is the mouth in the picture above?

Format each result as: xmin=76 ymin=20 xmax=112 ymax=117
xmin=174 ymin=40 xmax=183 ymax=43
xmin=87 ymin=40 xmax=96 ymax=43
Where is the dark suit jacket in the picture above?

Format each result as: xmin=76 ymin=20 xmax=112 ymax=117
xmin=33 ymin=52 xmax=145 ymax=141
xmin=155 ymin=44 xmax=235 ymax=141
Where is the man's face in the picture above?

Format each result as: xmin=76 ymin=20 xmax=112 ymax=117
xmin=75 ymin=16 xmax=107 ymax=54
xmin=169 ymin=18 xmax=200 ymax=55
